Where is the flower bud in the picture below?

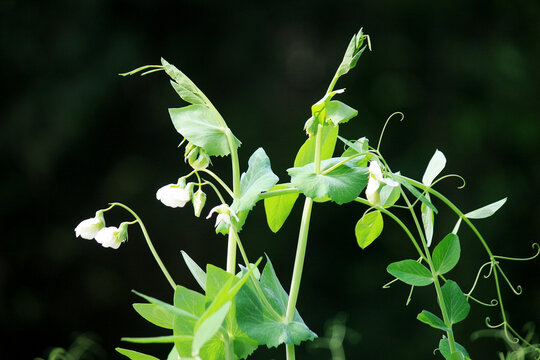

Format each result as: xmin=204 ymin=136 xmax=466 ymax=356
xmin=206 ymin=204 xmax=239 ymax=229
xmin=192 ymin=189 xmax=207 ymax=217
xmin=75 ymin=211 xmax=106 ymax=240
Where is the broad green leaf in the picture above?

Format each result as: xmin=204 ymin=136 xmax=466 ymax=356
xmin=465 ymin=198 xmax=507 ymax=219
xmin=169 ymin=105 xmax=241 ymax=157
xmin=288 ymin=157 xmax=369 ymax=205
xmin=174 ymin=285 xmax=205 ymax=318
xmin=432 ymin=234 xmax=460 ymax=275
xmin=355 ymin=211 xmax=383 ymax=249
xmin=192 ymin=302 xmax=231 ymax=356
xmin=294 ymin=124 xmax=339 ymax=167
xmin=325 ymin=100 xmax=358 ymax=125
xmin=441 ymin=280 xmax=470 ymax=325
xmin=132 ymin=303 xmax=173 ymax=329
xmin=417 ymin=310 xmax=450 ymax=332
xmin=421 ymin=194 xmax=434 ymax=247
xmin=422 ymin=149 xmax=446 ymax=186
xmin=232 ymin=148 xmax=279 ymax=213
xmin=394 ymin=175 xmax=438 ymax=214
xmin=386 ymin=260 xmax=434 ymax=286
xmin=116 ymin=348 xmax=159 ymax=360
xmin=439 ymin=337 xmax=470 ymax=360
xmin=236 ymin=257 xmax=317 ymax=348
xmin=264 ymin=184 xmax=299 ymax=233
xmin=181 ymin=250 xmax=206 ymax=291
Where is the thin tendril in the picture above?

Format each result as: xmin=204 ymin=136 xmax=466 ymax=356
xmin=493 ymin=243 xmax=540 ymax=262
xmin=406 ymin=285 xmax=415 ymax=306
xmin=486 ymin=317 xmax=505 ymax=329
xmin=431 ymin=174 xmax=467 ymax=189
xmin=119 ymin=65 xmax=164 ymax=77
xmin=496 ymin=264 xmax=523 ymax=295
xmin=376 ymin=112 xmax=404 ymax=152
xmin=466 ymin=294 xmax=498 ymax=307
xmin=467 ymin=261 xmax=493 ymax=296
xmin=382 ymin=278 xmax=399 ymax=289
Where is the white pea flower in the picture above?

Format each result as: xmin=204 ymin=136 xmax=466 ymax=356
xmin=75 ymin=211 xmax=105 ymax=240
xmin=206 ymin=204 xmax=239 ymax=228
xmin=156 ymin=183 xmax=191 ymax=208
xmin=192 ymin=189 xmax=207 ymax=217
xmin=366 ymin=161 xmax=398 ymax=206
xmin=95 ymin=222 xmax=129 ymax=249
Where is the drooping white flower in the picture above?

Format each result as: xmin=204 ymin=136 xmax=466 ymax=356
xmin=366 ymin=161 xmax=398 ymax=206
xmin=94 ymin=222 xmax=129 ymax=249
xmin=75 ymin=212 xmax=105 ymax=240
xmin=206 ymin=204 xmax=239 ymax=228
xmin=156 ymin=183 xmax=191 ymax=208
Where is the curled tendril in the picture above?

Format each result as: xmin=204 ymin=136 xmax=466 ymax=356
xmin=467 ymin=261 xmax=493 ymax=296
xmin=431 ymin=173 xmax=467 ymax=190
xmin=486 ymin=317 xmax=505 ymax=329
xmin=467 ymin=294 xmax=498 ymax=307
xmin=503 ymin=323 xmax=520 ymax=344
xmin=484 ymin=261 xmax=495 ymax=279
xmin=382 ymin=278 xmax=399 ymax=289
xmin=496 ymin=264 xmax=524 ymax=295
xmin=376 ymin=112 xmax=404 ymax=152
xmin=494 ymin=243 xmax=540 ymax=262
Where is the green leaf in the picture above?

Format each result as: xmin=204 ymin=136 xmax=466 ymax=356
xmin=422 ymin=149 xmax=446 ymax=186
xmin=170 ymin=80 xmax=205 ymax=105
xmin=325 ymin=101 xmax=358 ymax=125
xmin=421 ymin=194 xmax=434 ymax=247
xmin=167 ymin=346 xmax=182 ymax=360
xmin=161 ymin=58 xmax=201 ymax=99
xmin=417 ymin=310 xmax=450 ymax=332
xmin=439 ymin=337 xmax=470 ymax=360
xmin=386 ymin=260 xmax=434 ymax=286
xmin=465 ymin=198 xmax=507 ymax=219
xmin=181 ymin=250 xmax=206 ymax=291
xmin=340 ymin=136 xmax=369 ymax=158
xmin=379 ymin=182 xmax=401 ymax=208
xmin=233 ymin=148 xmax=279 ymax=213
xmin=116 ymin=348 xmax=159 ymax=360
xmin=432 ymin=234 xmax=460 ymax=275
xmin=355 ymin=211 xmax=383 ymax=249
xmin=169 ymin=105 xmax=241 ymax=157
xmin=122 ymin=335 xmax=193 ymax=344
xmin=192 ymin=302 xmax=231 ymax=356
xmin=288 ymin=157 xmax=369 ymax=204
xmin=295 ymin=124 xmax=339 ymax=167
xmin=236 ymin=257 xmax=317 ymax=348
xmin=264 ymin=184 xmax=299 ymax=233
xmin=132 ymin=303 xmax=174 ymax=329
xmin=441 ymin=280 xmax=470 ymax=325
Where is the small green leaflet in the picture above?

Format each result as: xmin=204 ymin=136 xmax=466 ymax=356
xmin=355 ymin=211 xmax=383 ymax=249
xmin=192 ymin=302 xmax=232 ymax=356
xmin=181 ymin=250 xmax=207 ymax=291
xmin=295 ymin=124 xmax=339 ymax=167
xmin=169 ymin=105 xmax=241 ymax=157
xmin=386 ymin=259 xmax=434 ymax=286
xmin=161 ymin=58 xmax=205 ymax=105
xmin=326 ymin=100 xmax=358 ymax=126
xmin=439 ymin=337 xmax=470 ymax=360
xmin=441 ymin=280 xmax=470 ymax=325
xmin=264 ymin=184 xmax=299 ymax=233
xmin=132 ymin=303 xmax=174 ymax=329
xmin=236 ymin=257 xmax=317 ymax=348
xmin=288 ymin=157 xmax=369 ymax=205
xmin=232 ymin=148 xmax=279 ymax=213
xmin=421 ymin=195 xmax=435 ymax=247
xmin=465 ymin=198 xmax=507 ymax=219
xmin=422 ymin=150 xmax=446 ymax=186
xmin=432 ymin=234 xmax=460 ymax=275
xmin=417 ymin=310 xmax=450 ymax=332
xmin=116 ymin=348 xmax=160 ymax=360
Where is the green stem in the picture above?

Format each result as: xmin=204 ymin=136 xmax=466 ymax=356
xmin=200 ymin=169 xmax=235 ymax=198
xmin=314 ymin=124 xmax=324 ymax=174
xmin=285 ymin=197 xmax=314 ymax=359
xmin=259 ymin=187 xmax=300 ymax=199
xmin=226 ymin=231 xmax=237 ymax=273
xmin=110 ymin=202 xmax=176 ymax=289
xmin=225 ymin=128 xmax=241 ymax=198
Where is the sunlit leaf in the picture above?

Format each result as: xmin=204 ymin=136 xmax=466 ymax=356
xmin=432 ymin=234 xmax=460 ymax=275
xmin=465 ymin=198 xmax=507 ymax=219
xmin=441 ymin=280 xmax=470 ymax=325
xmin=355 ymin=211 xmax=383 ymax=249
xmin=386 ymin=260 xmax=433 ymax=286
xmin=132 ymin=303 xmax=173 ymax=329
xmin=295 ymin=124 xmax=339 ymax=167
xmin=422 ymin=149 xmax=446 ymax=186
xmin=116 ymin=348 xmax=159 ymax=360
xmin=439 ymin=337 xmax=470 ymax=360
xmin=417 ymin=310 xmax=450 ymax=332
xmin=264 ymin=184 xmax=299 ymax=233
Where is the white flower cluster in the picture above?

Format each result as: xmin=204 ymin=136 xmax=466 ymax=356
xmin=366 ymin=161 xmax=398 ymax=206
xmin=75 ymin=211 xmax=129 ymax=249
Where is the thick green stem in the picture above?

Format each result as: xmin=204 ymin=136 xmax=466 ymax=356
xmin=285 ymin=197 xmax=314 ymax=359
xmin=226 ymin=231 xmax=237 ymax=273
xmin=314 ymin=124 xmax=324 ymax=174
xmin=110 ymin=202 xmax=176 ymax=289
xmin=224 ymin=127 xmax=241 ymax=274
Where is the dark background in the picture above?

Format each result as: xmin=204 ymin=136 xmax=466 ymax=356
xmin=1 ymin=1 xmax=539 ymax=359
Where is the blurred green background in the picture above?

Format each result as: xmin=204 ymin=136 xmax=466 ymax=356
xmin=1 ymin=1 xmax=539 ymax=359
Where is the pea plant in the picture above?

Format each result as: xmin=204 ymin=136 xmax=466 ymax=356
xmin=75 ymin=29 xmax=539 ymax=360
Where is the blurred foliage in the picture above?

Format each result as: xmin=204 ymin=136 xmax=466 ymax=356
xmin=1 ymin=0 xmax=539 ymax=359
